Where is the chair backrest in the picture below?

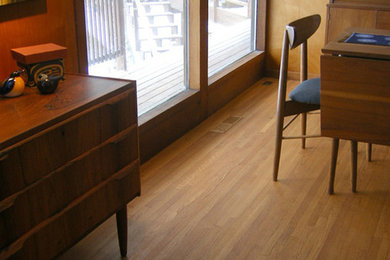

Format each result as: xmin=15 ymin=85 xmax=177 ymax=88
xmin=277 ymin=15 xmax=321 ymax=110
xmin=286 ymin=15 xmax=321 ymax=50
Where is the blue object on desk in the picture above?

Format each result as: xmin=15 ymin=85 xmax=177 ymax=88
xmin=344 ymin=32 xmax=390 ymax=46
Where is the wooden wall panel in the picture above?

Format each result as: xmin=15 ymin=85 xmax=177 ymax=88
xmin=0 ymin=0 xmax=79 ymax=79
xmin=326 ymin=7 xmax=376 ymax=43
xmin=377 ymin=11 xmax=390 ymax=30
xmin=325 ymin=2 xmax=390 ymax=44
xmin=266 ymin=0 xmax=328 ymax=77
xmin=208 ymin=52 xmax=264 ymax=115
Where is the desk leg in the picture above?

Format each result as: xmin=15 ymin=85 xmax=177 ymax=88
xmin=329 ymin=138 xmax=339 ymax=194
xmin=351 ymin=140 xmax=358 ymax=193
xmin=116 ymin=206 xmax=128 ymax=257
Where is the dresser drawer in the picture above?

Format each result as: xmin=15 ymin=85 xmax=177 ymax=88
xmin=100 ymin=89 xmax=137 ymax=142
xmin=0 ymin=149 xmax=24 ymax=201
xmin=0 ymin=126 xmax=138 ymax=250
xmin=0 ymin=108 xmax=101 ymax=201
xmin=1 ymin=163 xmax=140 ymax=260
xmin=19 ymin=108 xmax=101 ymax=185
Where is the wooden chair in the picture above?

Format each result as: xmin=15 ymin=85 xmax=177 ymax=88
xmin=273 ymin=14 xmax=321 ymax=181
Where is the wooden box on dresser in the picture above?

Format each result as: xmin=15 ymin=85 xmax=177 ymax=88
xmin=0 ymin=74 xmax=140 ymax=259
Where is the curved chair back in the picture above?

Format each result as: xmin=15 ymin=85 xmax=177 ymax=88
xmin=286 ymin=14 xmax=321 ymax=50
xmin=279 ymin=14 xmax=321 ymax=96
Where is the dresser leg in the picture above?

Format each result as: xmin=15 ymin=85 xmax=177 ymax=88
xmin=329 ymin=138 xmax=339 ymax=194
xmin=116 ymin=206 xmax=128 ymax=257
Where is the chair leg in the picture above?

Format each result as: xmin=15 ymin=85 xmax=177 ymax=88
xmin=301 ymin=112 xmax=307 ymax=149
xmin=351 ymin=140 xmax=358 ymax=193
xmin=273 ymin=113 xmax=284 ymax=181
xmin=367 ymin=143 xmax=372 ymax=162
xmin=329 ymin=138 xmax=339 ymax=194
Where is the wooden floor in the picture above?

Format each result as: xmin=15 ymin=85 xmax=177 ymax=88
xmin=59 ymin=78 xmax=390 ymax=260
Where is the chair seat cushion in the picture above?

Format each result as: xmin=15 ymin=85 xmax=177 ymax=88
xmin=288 ymin=77 xmax=320 ymax=105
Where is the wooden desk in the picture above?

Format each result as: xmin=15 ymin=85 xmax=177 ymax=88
xmin=321 ymin=27 xmax=390 ymax=145
xmin=0 ymin=74 xmax=140 ymax=259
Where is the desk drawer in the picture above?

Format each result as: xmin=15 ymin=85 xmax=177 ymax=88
xmin=1 ymin=163 xmax=140 ymax=260
xmin=321 ymin=55 xmax=390 ymax=144
xmin=0 ymin=127 xmax=138 ymax=249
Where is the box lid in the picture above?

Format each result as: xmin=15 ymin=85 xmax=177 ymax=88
xmin=10 ymin=43 xmax=67 ymax=64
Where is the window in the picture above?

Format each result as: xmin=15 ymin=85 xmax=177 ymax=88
xmin=83 ymin=0 xmax=258 ymax=115
xmin=85 ymin=0 xmax=187 ymax=115
xmin=208 ymin=0 xmax=257 ymax=76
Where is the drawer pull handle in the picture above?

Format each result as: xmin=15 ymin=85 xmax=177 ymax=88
xmin=0 ymin=196 xmax=16 ymax=213
xmin=0 ymin=152 xmax=9 ymax=161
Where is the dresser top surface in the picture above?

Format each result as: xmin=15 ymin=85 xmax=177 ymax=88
xmin=0 ymin=74 xmax=136 ymax=150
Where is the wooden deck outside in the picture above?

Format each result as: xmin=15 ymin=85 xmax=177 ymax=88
xmin=89 ymin=20 xmax=252 ymax=115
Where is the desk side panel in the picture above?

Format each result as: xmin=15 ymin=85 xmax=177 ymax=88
xmin=321 ymin=55 xmax=390 ymax=145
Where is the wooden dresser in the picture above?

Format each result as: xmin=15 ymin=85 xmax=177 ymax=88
xmin=0 ymin=74 xmax=140 ymax=259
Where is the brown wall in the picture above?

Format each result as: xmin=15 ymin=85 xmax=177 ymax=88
xmin=326 ymin=2 xmax=390 ymax=43
xmin=0 ymin=0 xmax=79 ymax=79
xmin=266 ymin=0 xmax=329 ymax=77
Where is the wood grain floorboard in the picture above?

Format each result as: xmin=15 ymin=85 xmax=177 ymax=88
xmin=58 ymin=78 xmax=390 ymax=260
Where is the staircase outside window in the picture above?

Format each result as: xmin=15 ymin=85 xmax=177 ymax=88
xmin=84 ymin=0 xmax=257 ymax=116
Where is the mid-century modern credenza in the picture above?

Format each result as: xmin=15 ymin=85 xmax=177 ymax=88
xmin=0 ymin=74 xmax=140 ymax=259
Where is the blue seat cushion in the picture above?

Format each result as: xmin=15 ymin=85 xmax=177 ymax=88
xmin=288 ymin=77 xmax=320 ymax=105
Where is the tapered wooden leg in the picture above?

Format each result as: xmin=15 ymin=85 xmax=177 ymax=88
xmin=329 ymin=138 xmax=339 ymax=194
xmin=301 ymin=112 xmax=307 ymax=149
xmin=116 ymin=206 xmax=128 ymax=257
xmin=351 ymin=140 xmax=358 ymax=193
xmin=273 ymin=113 xmax=284 ymax=181
xmin=367 ymin=143 xmax=372 ymax=162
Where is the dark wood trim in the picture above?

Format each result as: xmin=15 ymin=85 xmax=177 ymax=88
xmin=257 ymin=0 xmax=267 ymax=51
xmin=188 ymin=0 xmax=209 ymax=120
xmin=138 ymin=89 xmax=198 ymax=125
xmin=208 ymin=52 xmax=265 ymax=115
xmin=73 ymin=0 xmax=88 ymax=74
xmin=139 ymin=92 xmax=201 ymax=163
